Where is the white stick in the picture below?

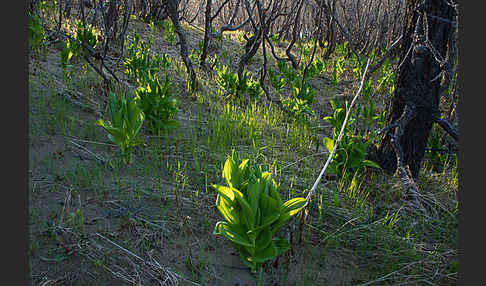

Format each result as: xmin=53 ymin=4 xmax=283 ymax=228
xmin=305 ymin=58 xmax=372 ymax=202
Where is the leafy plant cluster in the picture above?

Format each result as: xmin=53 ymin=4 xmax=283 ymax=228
xmin=425 ymin=124 xmax=457 ymax=172
xmin=28 ymin=12 xmax=47 ymax=54
xmin=268 ymin=59 xmax=324 ymax=123
xmin=60 ymin=21 xmax=99 ymax=76
xmin=97 ymin=76 xmax=179 ymax=164
xmin=97 ymin=34 xmax=178 ymax=164
xmin=323 ymin=99 xmax=380 ymax=181
xmin=96 ymin=92 xmax=145 ymax=164
xmin=215 ymin=64 xmax=263 ymax=100
xmin=135 ymin=72 xmax=179 ymax=136
xmin=123 ymin=34 xmax=171 ymax=84
xmin=330 ymin=56 xmax=346 ymax=85
xmin=212 ymin=153 xmax=307 ymax=272
xmin=162 ymin=19 xmax=176 ymax=45
xmin=189 ymin=47 xmax=202 ymax=68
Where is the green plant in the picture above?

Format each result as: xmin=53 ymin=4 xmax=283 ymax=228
xmin=212 ymin=153 xmax=307 ymax=272
xmin=361 ymin=77 xmax=373 ymax=98
xmin=357 ymin=97 xmax=380 ymax=138
xmin=215 ymin=65 xmax=262 ymax=100
xmin=147 ymin=21 xmax=159 ymax=47
xmin=276 ymin=60 xmax=297 ymax=85
xmin=123 ymin=34 xmax=169 ymax=83
xmin=351 ymin=53 xmax=368 ymax=80
xmin=267 ymin=67 xmax=285 ymax=94
xmin=96 ymin=92 xmax=145 ymax=164
xmin=425 ymin=125 xmax=455 ymax=172
xmin=266 ymin=60 xmax=318 ymax=123
xmin=60 ymin=21 xmax=99 ymax=76
xmin=336 ymin=41 xmax=348 ymax=57
xmin=215 ymin=64 xmax=240 ymax=96
xmin=75 ymin=21 xmax=98 ymax=49
xmin=270 ymin=33 xmax=280 ymax=43
xmin=306 ymin=58 xmax=325 ymax=79
xmin=28 ymin=12 xmax=46 ymax=54
xmin=291 ymin=83 xmax=315 ymax=104
xmin=162 ymin=19 xmax=176 ymax=45
xmin=60 ymin=38 xmax=79 ymax=75
xmin=208 ymin=54 xmax=221 ymax=70
xmin=300 ymin=41 xmax=313 ymax=62
xmin=323 ymin=135 xmax=378 ymax=180
xmin=189 ymin=48 xmax=201 ymax=68
xmin=323 ymin=99 xmax=379 ymax=180
xmin=281 ymin=95 xmax=315 ymax=124
xmin=330 ymin=57 xmax=345 ymax=85
xmin=135 ymin=72 xmax=179 ymax=135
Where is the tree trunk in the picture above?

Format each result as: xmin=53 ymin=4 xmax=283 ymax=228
xmin=166 ymin=0 xmax=198 ymax=91
xmin=199 ymin=0 xmax=212 ymax=68
xmin=375 ymin=0 xmax=455 ymax=178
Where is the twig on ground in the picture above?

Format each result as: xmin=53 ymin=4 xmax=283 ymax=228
xmin=70 ymin=140 xmax=107 ymax=162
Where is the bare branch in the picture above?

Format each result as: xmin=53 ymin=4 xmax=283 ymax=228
xmin=305 ymin=57 xmax=372 ymax=203
xmin=433 ymin=114 xmax=458 ymax=142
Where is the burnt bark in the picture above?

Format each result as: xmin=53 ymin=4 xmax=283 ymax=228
xmin=199 ymin=0 xmax=212 ymax=68
xmin=375 ymin=0 xmax=456 ymax=178
xmin=166 ymin=0 xmax=198 ymax=91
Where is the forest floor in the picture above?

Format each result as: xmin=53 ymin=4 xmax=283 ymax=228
xmin=28 ymin=12 xmax=458 ymax=286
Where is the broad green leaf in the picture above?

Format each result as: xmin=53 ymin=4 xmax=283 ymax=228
xmin=107 ymin=134 xmax=122 ymax=147
xmin=238 ymin=159 xmax=250 ymax=180
xmin=247 ymin=211 xmax=280 ymax=235
xmin=212 ymin=184 xmax=236 ymax=202
xmin=269 ymin=180 xmax=283 ymax=207
xmin=255 ymin=227 xmax=273 ymax=252
xmin=280 ymin=197 xmax=308 ymax=215
xmin=362 ymin=159 xmax=380 ymax=169
xmin=262 ymin=173 xmax=272 ymax=195
xmin=323 ymin=137 xmax=334 ymax=153
xmin=234 ymin=191 xmax=255 ymax=229
xmin=272 ymin=197 xmax=307 ymax=234
xmin=249 ymin=241 xmax=277 ymax=263
xmin=247 ymin=181 xmax=261 ymax=215
xmin=216 ymin=195 xmax=238 ymax=225
xmin=260 ymin=193 xmax=279 ymax=217
xmin=96 ymin=120 xmax=123 ymax=142
xmin=222 ymin=157 xmax=239 ymax=188
xmin=213 ymin=222 xmax=253 ymax=247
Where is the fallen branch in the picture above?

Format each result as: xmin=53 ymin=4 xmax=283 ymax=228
xmin=305 ymin=57 xmax=371 ymax=203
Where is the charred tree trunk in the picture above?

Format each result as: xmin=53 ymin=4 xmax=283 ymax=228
xmin=166 ymin=0 xmax=198 ymax=91
xmin=375 ymin=0 xmax=456 ymax=178
xmin=322 ymin=0 xmax=337 ymax=60
xmin=199 ymin=0 xmax=212 ymax=68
